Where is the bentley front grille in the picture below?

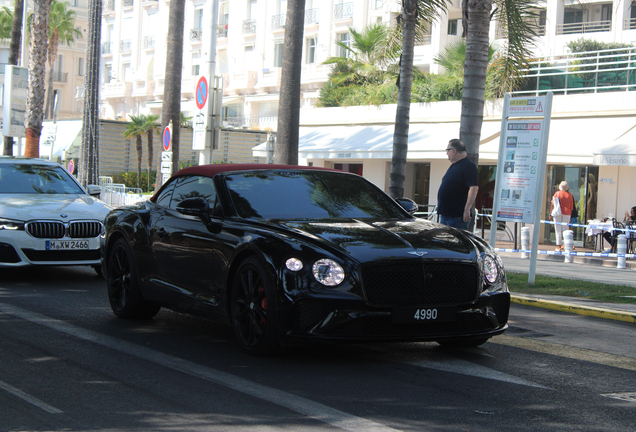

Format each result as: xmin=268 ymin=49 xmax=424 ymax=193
xmin=26 ymin=221 xmax=103 ymax=239
xmin=361 ymin=262 xmax=479 ymax=306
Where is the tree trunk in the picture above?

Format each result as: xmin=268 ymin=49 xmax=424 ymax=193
xmin=45 ymin=66 xmax=54 ymax=119
xmin=147 ymin=130 xmax=154 ymax=191
xmin=24 ymin=0 xmax=53 ymax=158
xmin=79 ymin=0 xmax=101 ymax=187
xmin=388 ymin=0 xmax=418 ymax=199
xmin=155 ymin=0 xmax=185 ymax=192
xmin=274 ymin=0 xmax=305 ymax=165
xmin=136 ymin=135 xmax=142 ymax=189
xmin=459 ymin=0 xmax=492 ymax=168
xmin=3 ymin=0 xmax=24 ymax=156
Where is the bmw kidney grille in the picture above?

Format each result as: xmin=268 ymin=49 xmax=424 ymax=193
xmin=26 ymin=221 xmax=103 ymax=239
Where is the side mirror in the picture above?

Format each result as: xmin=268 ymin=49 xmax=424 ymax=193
xmin=86 ymin=185 xmax=101 ymax=197
xmin=176 ymin=197 xmax=210 ymax=218
xmin=396 ymin=197 xmax=418 ymax=215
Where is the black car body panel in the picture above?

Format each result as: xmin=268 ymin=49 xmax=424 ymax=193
xmin=102 ymin=164 xmax=509 ymax=349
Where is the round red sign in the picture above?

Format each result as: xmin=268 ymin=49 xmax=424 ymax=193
xmin=67 ymin=159 xmax=75 ymax=174
xmin=163 ymin=126 xmax=171 ymax=151
xmin=195 ymin=76 xmax=208 ymax=110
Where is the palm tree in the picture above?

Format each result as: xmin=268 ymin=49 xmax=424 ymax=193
xmin=388 ymin=0 xmax=449 ymax=199
xmin=24 ymin=0 xmax=53 ymax=159
xmin=155 ymin=0 xmax=185 ymax=191
xmin=44 ymin=1 xmax=82 ymax=119
xmin=2 ymin=0 xmax=24 ymax=156
xmin=323 ymin=23 xmax=390 ymax=85
xmin=180 ymin=111 xmax=192 ymax=129
xmin=275 ymin=0 xmax=305 ymax=165
xmin=79 ymin=0 xmax=101 ymax=187
xmin=123 ymin=115 xmax=145 ymax=190
xmin=460 ymin=0 xmax=538 ymax=166
xmin=143 ymin=114 xmax=159 ymax=191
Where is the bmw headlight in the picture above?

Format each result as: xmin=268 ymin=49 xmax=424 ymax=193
xmin=0 ymin=218 xmax=24 ymax=230
xmin=312 ymin=259 xmax=345 ymax=287
xmin=483 ymin=255 xmax=499 ymax=284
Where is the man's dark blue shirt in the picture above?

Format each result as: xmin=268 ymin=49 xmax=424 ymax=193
xmin=437 ymin=157 xmax=479 ymax=218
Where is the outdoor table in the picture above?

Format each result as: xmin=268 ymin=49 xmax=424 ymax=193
xmin=585 ymin=221 xmax=614 ymax=251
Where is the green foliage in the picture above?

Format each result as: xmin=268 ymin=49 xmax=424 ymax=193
xmin=0 ymin=6 xmax=13 ymax=40
xmin=112 ymin=171 xmax=157 ymax=193
xmin=567 ymin=38 xmax=634 ymax=53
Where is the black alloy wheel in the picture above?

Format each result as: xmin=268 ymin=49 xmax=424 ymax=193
xmin=231 ymin=257 xmax=279 ymax=355
xmin=107 ymin=238 xmax=160 ymax=319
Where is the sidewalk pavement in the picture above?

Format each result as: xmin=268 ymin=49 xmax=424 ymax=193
xmin=500 ymin=254 xmax=636 ymax=324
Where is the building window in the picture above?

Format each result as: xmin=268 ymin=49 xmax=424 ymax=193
xmin=194 ymin=8 xmax=203 ymax=29
xmin=192 ymin=53 xmax=200 ymax=76
xmin=334 ymin=163 xmax=363 ymax=176
xmin=78 ymin=57 xmax=84 ymax=76
xmin=447 ymin=19 xmax=459 ymax=35
xmin=274 ymin=42 xmax=284 ymax=67
xmin=305 ymin=37 xmax=317 ymax=64
xmin=337 ymin=32 xmax=350 ymax=58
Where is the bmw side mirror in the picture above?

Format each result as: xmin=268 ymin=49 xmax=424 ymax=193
xmin=86 ymin=184 xmax=101 ymax=197
xmin=395 ymin=197 xmax=418 ymax=215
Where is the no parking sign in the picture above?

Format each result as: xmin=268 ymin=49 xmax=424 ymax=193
xmin=163 ymin=125 xmax=171 ymax=151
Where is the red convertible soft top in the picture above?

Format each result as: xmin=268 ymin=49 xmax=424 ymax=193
xmin=150 ymin=163 xmax=337 ymax=202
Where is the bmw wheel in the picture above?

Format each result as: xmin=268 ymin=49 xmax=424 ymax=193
xmin=231 ymin=257 xmax=279 ymax=355
xmin=107 ymin=238 xmax=160 ymax=319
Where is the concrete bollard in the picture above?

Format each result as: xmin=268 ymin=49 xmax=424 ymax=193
xmin=617 ymin=234 xmax=627 ymax=269
xmin=563 ymin=230 xmax=574 ymax=263
xmin=521 ymin=227 xmax=530 ymax=259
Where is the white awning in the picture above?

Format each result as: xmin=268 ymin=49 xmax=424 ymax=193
xmin=222 ymin=95 xmax=243 ymax=106
xmin=592 ymin=124 xmax=636 ymax=166
xmin=244 ymin=94 xmax=280 ymax=103
xmin=253 ymin=121 xmax=502 ymax=160
xmin=480 ymin=116 xmax=636 ymax=165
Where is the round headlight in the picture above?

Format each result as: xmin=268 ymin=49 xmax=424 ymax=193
xmin=483 ymin=255 xmax=498 ymax=284
xmin=285 ymin=257 xmax=303 ymax=272
xmin=312 ymin=259 xmax=345 ymax=287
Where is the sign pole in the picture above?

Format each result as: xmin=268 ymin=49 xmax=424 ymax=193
xmin=206 ymin=0 xmax=219 ymax=164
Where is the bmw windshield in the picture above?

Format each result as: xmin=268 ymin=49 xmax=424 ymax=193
xmin=0 ymin=163 xmax=84 ymax=194
xmin=223 ymin=170 xmax=409 ymax=221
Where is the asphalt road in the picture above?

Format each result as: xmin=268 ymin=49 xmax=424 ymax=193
xmin=0 ymin=265 xmax=635 ymax=432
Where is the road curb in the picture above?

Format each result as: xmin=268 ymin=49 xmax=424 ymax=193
xmin=511 ymin=295 xmax=636 ymax=324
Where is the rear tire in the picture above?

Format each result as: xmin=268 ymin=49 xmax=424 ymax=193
xmin=107 ymin=238 xmax=160 ymax=319
xmin=230 ymin=257 xmax=280 ymax=356
xmin=436 ymin=337 xmax=490 ymax=348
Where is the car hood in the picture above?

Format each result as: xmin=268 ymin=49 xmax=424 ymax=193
xmin=0 ymin=194 xmax=111 ymax=221
xmin=277 ymin=218 xmax=479 ymax=263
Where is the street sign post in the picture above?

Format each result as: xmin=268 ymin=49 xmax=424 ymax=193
xmin=490 ymin=92 xmax=553 ymax=285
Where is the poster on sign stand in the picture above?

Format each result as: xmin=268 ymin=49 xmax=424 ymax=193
xmin=490 ymin=92 xmax=553 ymax=285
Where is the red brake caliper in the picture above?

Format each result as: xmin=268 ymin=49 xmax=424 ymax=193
xmin=260 ymin=286 xmax=266 ymax=323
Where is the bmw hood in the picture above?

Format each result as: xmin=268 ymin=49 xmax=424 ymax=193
xmin=279 ymin=218 xmax=479 ymax=263
xmin=0 ymin=194 xmax=111 ymax=221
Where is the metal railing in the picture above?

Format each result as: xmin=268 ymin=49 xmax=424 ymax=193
xmin=51 ymin=71 xmax=68 ymax=83
xmin=271 ymin=14 xmax=285 ymax=30
xmin=217 ymin=26 xmax=228 ymax=38
xmin=101 ymin=41 xmax=112 ymax=54
xmin=242 ymin=20 xmax=256 ymax=34
xmin=143 ymin=35 xmax=155 ymax=49
xmin=98 ymin=177 xmax=146 ymax=207
xmin=120 ymin=39 xmax=132 ymax=53
xmin=556 ymin=20 xmax=611 ymax=35
xmin=190 ymin=28 xmax=202 ymax=42
xmin=103 ymin=0 xmax=114 ymax=12
xmin=305 ymin=8 xmax=319 ymax=25
xmin=122 ymin=0 xmax=133 ymax=7
xmin=513 ymin=46 xmax=636 ymax=96
xmin=334 ymin=2 xmax=353 ymax=20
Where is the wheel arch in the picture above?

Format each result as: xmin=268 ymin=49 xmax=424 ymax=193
xmin=224 ymin=247 xmax=277 ymax=317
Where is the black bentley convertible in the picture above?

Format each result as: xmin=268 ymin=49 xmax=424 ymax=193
xmin=101 ymin=164 xmax=509 ymax=354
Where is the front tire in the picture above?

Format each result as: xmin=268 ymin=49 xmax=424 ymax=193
xmin=230 ymin=257 xmax=279 ymax=355
xmin=107 ymin=238 xmax=160 ymax=319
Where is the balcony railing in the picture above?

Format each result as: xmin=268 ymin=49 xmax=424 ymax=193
xmin=103 ymin=0 xmax=114 ymax=12
xmin=122 ymin=0 xmax=133 ymax=7
xmin=120 ymin=39 xmax=132 ymax=52
xmin=242 ymin=19 xmax=256 ymax=34
xmin=223 ymin=116 xmax=278 ymax=129
xmin=143 ymin=35 xmax=155 ymax=49
xmin=334 ymin=2 xmax=353 ymax=20
xmin=556 ymin=20 xmax=611 ymax=35
xmin=305 ymin=8 xmax=319 ymax=25
xmin=217 ymin=25 xmax=228 ymax=38
xmin=101 ymin=41 xmax=113 ymax=54
xmin=624 ymin=18 xmax=636 ymax=30
xmin=513 ymin=46 xmax=636 ymax=96
xmin=271 ymin=14 xmax=285 ymax=30
xmin=51 ymin=71 xmax=68 ymax=83
xmin=190 ymin=28 xmax=202 ymax=41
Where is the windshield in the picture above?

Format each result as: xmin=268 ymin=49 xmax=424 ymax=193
xmin=0 ymin=163 xmax=85 ymax=194
xmin=224 ymin=170 xmax=408 ymax=221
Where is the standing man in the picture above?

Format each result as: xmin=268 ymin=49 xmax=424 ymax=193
xmin=437 ymin=139 xmax=479 ymax=230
